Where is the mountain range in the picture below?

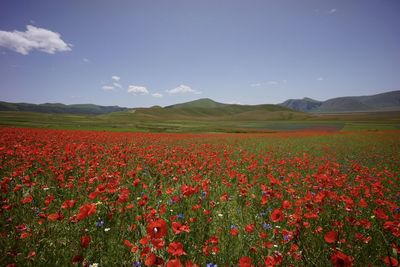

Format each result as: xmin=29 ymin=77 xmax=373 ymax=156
xmin=279 ymin=90 xmax=400 ymax=113
xmin=0 ymin=102 xmax=127 ymax=115
xmin=0 ymin=90 xmax=399 ymax=116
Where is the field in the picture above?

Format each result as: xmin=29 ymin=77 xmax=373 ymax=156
xmin=0 ymin=110 xmax=399 ymax=133
xmin=1 ymin=127 xmax=399 ymax=266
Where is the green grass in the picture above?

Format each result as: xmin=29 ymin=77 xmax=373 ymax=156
xmin=341 ymin=123 xmax=399 ymax=131
xmin=0 ymin=110 xmax=399 ymax=133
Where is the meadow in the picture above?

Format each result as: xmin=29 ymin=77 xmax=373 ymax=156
xmin=1 ymin=127 xmax=399 ymax=266
xmin=0 ymin=110 xmax=399 ymax=133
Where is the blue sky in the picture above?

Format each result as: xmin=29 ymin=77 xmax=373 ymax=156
xmin=0 ymin=0 xmax=399 ymax=107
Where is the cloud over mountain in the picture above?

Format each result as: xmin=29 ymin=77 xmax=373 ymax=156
xmin=166 ymin=85 xmax=201 ymax=94
xmin=0 ymin=25 xmax=71 ymax=55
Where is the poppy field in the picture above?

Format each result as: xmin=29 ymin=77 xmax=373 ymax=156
xmin=0 ymin=127 xmax=399 ymax=267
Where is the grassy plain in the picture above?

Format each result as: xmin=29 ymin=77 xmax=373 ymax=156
xmin=0 ymin=110 xmax=399 ymax=132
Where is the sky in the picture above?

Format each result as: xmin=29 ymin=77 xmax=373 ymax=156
xmin=0 ymin=0 xmax=399 ymax=108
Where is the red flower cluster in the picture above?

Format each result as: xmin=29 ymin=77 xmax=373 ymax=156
xmin=0 ymin=127 xmax=399 ymax=266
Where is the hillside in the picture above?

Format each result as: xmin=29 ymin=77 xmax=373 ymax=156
xmin=0 ymin=101 xmax=127 ymax=115
xmin=165 ymin=98 xmax=227 ymax=109
xmin=280 ymin=90 xmax=400 ymax=113
xmin=128 ymin=99 xmax=305 ymax=121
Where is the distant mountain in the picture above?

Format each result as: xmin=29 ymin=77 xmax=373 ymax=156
xmin=4 ymin=90 xmax=398 ymax=117
xmin=0 ymin=101 xmax=127 ymax=114
xmin=280 ymin=98 xmax=322 ymax=112
xmin=127 ymin=98 xmax=305 ymax=121
xmin=280 ymin=91 xmax=400 ymax=113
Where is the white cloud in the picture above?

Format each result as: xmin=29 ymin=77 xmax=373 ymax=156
xmin=112 ymin=75 xmax=120 ymax=81
xmin=83 ymin=58 xmax=90 ymax=63
xmin=102 ymin=85 xmax=115 ymax=91
xmin=127 ymin=85 xmax=149 ymax=95
xmin=328 ymin=9 xmax=337 ymax=14
xmin=317 ymin=77 xmax=324 ymax=81
xmin=166 ymin=84 xmax=201 ymax=94
xmin=151 ymin=93 xmax=163 ymax=98
xmin=250 ymin=83 xmax=261 ymax=87
xmin=0 ymin=25 xmax=71 ymax=55
xmin=113 ymin=82 xmax=122 ymax=88
xmin=251 ymin=81 xmax=283 ymax=87
xmin=102 ymin=76 xmax=122 ymax=91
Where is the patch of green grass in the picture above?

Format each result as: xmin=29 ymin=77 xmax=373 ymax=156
xmin=341 ymin=123 xmax=399 ymax=131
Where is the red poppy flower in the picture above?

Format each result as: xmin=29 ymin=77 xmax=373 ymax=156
xmin=185 ymin=261 xmax=199 ymax=267
xmin=167 ymin=242 xmax=186 ymax=257
xmin=147 ymin=218 xmax=167 ymax=239
xmin=124 ymin=239 xmax=133 ymax=248
xmin=245 ymin=224 xmax=255 ymax=233
xmin=330 ymin=251 xmax=353 ymax=267
xmin=20 ymin=232 xmax=32 ymax=239
xmin=172 ymin=222 xmax=190 ymax=234
xmin=358 ymin=198 xmax=368 ymax=208
xmin=117 ymin=188 xmax=130 ymax=203
xmin=15 ymin=224 xmax=27 ymax=232
xmin=282 ymin=200 xmax=292 ymax=210
xmin=208 ymin=236 xmax=219 ymax=244
xmin=271 ymin=208 xmax=283 ymax=222
xmin=166 ymin=258 xmax=182 ymax=267
xmin=61 ymin=199 xmax=76 ymax=209
xmin=152 ymin=238 xmax=165 ymax=249
xmin=124 ymin=239 xmax=138 ymax=253
xmin=76 ymin=203 xmax=96 ymax=221
xmin=140 ymin=236 xmax=150 ymax=246
xmin=384 ymin=256 xmax=399 ymax=266
xmin=324 ymin=230 xmax=338 ymax=243
xmin=144 ymin=252 xmax=156 ymax=266
xmin=71 ymin=255 xmax=83 ymax=264
xmin=238 ymin=256 xmax=254 ymax=267
xmin=21 ymin=195 xmax=33 ymax=204
xmin=374 ymin=208 xmax=389 ymax=220
xmin=264 ymin=255 xmax=276 ymax=267
xmin=27 ymin=251 xmax=36 ymax=259
xmin=261 ymin=194 xmax=269 ymax=205
xmin=80 ymin=235 xmax=91 ymax=248
xmin=230 ymin=228 xmax=239 ymax=236
xmin=47 ymin=212 xmax=62 ymax=221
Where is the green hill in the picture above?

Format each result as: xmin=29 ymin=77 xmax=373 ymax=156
xmin=165 ymin=98 xmax=227 ymax=109
xmin=128 ymin=100 xmax=304 ymax=121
